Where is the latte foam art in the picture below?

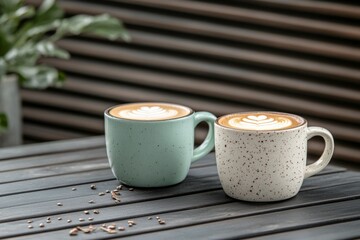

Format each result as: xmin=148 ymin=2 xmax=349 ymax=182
xmin=108 ymin=103 xmax=192 ymax=120
xmin=219 ymin=112 xmax=302 ymax=131
xmin=118 ymin=106 xmax=178 ymax=120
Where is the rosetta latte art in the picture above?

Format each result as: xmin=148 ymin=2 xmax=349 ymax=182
xmin=118 ymin=106 xmax=178 ymax=120
xmin=228 ymin=115 xmax=293 ymax=130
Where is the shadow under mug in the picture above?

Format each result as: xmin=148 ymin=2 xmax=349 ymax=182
xmin=215 ymin=112 xmax=335 ymax=202
xmin=104 ymin=104 xmax=216 ymax=187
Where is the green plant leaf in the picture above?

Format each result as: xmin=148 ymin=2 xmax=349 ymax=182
xmin=82 ymin=15 xmax=131 ymax=41
xmin=52 ymin=14 xmax=130 ymax=42
xmin=0 ymin=28 xmax=12 ymax=56
xmin=14 ymin=65 xmax=66 ymax=89
xmin=35 ymin=41 xmax=70 ymax=59
xmin=0 ymin=5 xmax=35 ymax=36
xmin=0 ymin=113 xmax=8 ymax=133
xmin=0 ymin=58 xmax=6 ymax=77
xmin=0 ymin=0 xmax=23 ymax=14
xmin=14 ymin=0 xmax=63 ymax=47
xmin=5 ymin=41 xmax=69 ymax=69
xmin=37 ymin=0 xmax=63 ymax=23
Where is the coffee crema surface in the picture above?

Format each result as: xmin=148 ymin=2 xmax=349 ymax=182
xmin=109 ymin=103 xmax=192 ymax=120
xmin=218 ymin=112 xmax=304 ymax=131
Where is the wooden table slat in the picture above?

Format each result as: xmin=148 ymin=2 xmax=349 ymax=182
xmin=6 ymin=188 xmax=360 ymax=240
xmin=247 ymin=219 xmax=360 ymax=240
xmin=0 ymin=148 xmax=107 ymax=173
xmin=119 ymin=199 xmax=360 ymax=240
xmin=0 ymin=136 xmax=105 ymax=160
xmin=0 ymin=137 xmax=358 ymax=239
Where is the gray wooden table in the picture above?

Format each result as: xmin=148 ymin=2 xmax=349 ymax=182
xmin=0 ymin=136 xmax=359 ymax=239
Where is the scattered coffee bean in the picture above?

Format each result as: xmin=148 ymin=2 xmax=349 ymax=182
xmin=39 ymin=223 xmax=44 ymax=228
xmin=46 ymin=220 xmax=51 ymax=223
xmin=111 ymin=191 xmax=121 ymax=202
xmin=93 ymin=209 xmax=100 ymax=214
xmin=106 ymin=190 xmax=110 ymax=193
xmin=158 ymin=220 xmax=166 ymax=225
xmin=69 ymin=228 xmax=78 ymax=236
xmin=156 ymin=216 xmax=160 ymax=219
xmin=58 ymin=217 xmax=62 ymax=220
xmin=128 ymin=223 xmax=133 ymax=227
xmin=108 ymin=225 xmax=116 ymax=230
xmin=148 ymin=217 xmax=152 ymax=220
xmin=46 ymin=217 xmax=51 ymax=221
xmin=100 ymin=226 xmax=116 ymax=234
xmin=27 ymin=220 xmax=33 ymax=224
xmin=128 ymin=220 xmax=136 ymax=225
xmin=98 ymin=192 xmax=105 ymax=196
xmin=79 ymin=218 xmax=85 ymax=222
xmin=67 ymin=219 xmax=72 ymax=223
xmin=71 ymin=187 xmax=77 ymax=191
xmin=88 ymin=217 xmax=94 ymax=221
xmin=28 ymin=225 xmax=33 ymax=229
xmin=128 ymin=188 xmax=134 ymax=191
xmin=116 ymin=185 xmax=123 ymax=190
xmin=118 ymin=226 xmax=125 ymax=231
xmin=57 ymin=202 xmax=63 ymax=206
xmin=77 ymin=226 xmax=94 ymax=233
xmin=88 ymin=200 xmax=95 ymax=204
xmin=84 ymin=210 xmax=89 ymax=214
xmin=90 ymin=184 xmax=96 ymax=190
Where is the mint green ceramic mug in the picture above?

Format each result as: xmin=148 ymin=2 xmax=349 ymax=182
xmin=104 ymin=102 xmax=216 ymax=187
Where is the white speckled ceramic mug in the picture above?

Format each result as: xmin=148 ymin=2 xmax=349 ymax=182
xmin=215 ymin=112 xmax=334 ymax=202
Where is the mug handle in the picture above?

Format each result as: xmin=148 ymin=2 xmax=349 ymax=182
xmin=304 ymin=127 xmax=335 ymax=179
xmin=192 ymin=112 xmax=216 ymax=163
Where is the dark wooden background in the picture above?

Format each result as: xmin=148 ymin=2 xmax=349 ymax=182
xmin=23 ymin=0 xmax=360 ymax=164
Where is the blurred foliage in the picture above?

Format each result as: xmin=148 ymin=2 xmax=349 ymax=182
xmin=0 ymin=0 xmax=130 ymax=131
xmin=0 ymin=113 xmax=7 ymax=132
xmin=0 ymin=0 xmax=130 ymax=89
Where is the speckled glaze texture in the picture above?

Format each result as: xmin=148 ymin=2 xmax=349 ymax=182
xmin=105 ymin=109 xmax=215 ymax=187
xmin=215 ymin=115 xmax=334 ymax=202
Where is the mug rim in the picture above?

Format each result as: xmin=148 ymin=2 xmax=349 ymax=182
xmin=104 ymin=102 xmax=195 ymax=122
xmin=215 ymin=111 xmax=307 ymax=132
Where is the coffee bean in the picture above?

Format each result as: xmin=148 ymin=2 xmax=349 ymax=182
xmin=46 ymin=217 xmax=51 ymax=221
xmin=108 ymin=225 xmax=116 ymax=230
xmin=84 ymin=210 xmax=89 ymax=214
xmin=148 ymin=217 xmax=152 ymax=220
xmin=69 ymin=228 xmax=78 ymax=236
xmin=71 ymin=187 xmax=76 ymax=191
xmin=116 ymin=185 xmax=123 ymax=190
xmin=90 ymin=184 xmax=96 ymax=190
xmin=88 ymin=217 xmax=94 ymax=221
xmin=27 ymin=220 xmax=33 ymax=223
xmin=98 ymin=192 xmax=105 ymax=196
xmin=39 ymin=223 xmax=44 ymax=228
xmin=57 ymin=202 xmax=63 ymax=206
xmin=28 ymin=225 xmax=33 ymax=229
xmin=79 ymin=218 xmax=85 ymax=222
xmin=159 ymin=220 xmax=166 ymax=225
xmin=46 ymin=220 xmax=51 ymax=223
xmin=128 ymin=188 xmax=134 ymax=191
xmin=156 ymin=216 xmax=160 ymax=219
xmin=58 ymin=217 xmax=62 ymax=220
xmin=118 ymin=226 xmax=125 ymax=231
xmin=106 ymin=190 xmax=110 ymax=193
xmin=102 ymin=224 xmax=107 ymax=227
xmin=67 ymin=219 xmax=72 ymax=223
xmin=88 ymin=200 xmax=95 ymax=204
xmin=93 ymin=209 xmax=100 ymax=214
xmin=128 ymin=220 xmax=136 ymax=225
